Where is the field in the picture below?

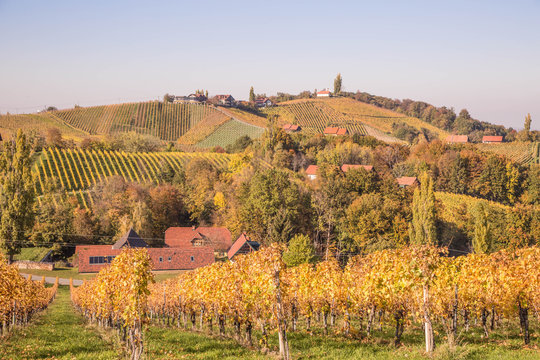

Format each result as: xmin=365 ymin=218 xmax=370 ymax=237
xmin=476 ymin=141 xmax=540 ymax=165
xmin=264 ymin=99 xmax=367 ymax=135
xmin=0 ymin=113 xmax=87 ymax=141
xmin=322 ymin=97 xmax=450 ymax=140
xmin=196 ymin=119 xmax=265 ymax=148
xmin=32 ymin=148 xmax=235 ymax=206
xmin=50 ymin=102 xmax=226 ymax=141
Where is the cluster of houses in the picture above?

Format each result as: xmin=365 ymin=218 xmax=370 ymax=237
xmin=75 ymin=226 xmax=260 ymax=273
xmin=445 ymin=135 xmax=504 ymax=144
xmin=171 ymin=93 xmax=274 ymax=108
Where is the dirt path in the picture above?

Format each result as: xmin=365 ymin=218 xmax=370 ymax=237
xmin=20 ymin=273 xmax=84 ymax=286
xmin=0 ymin=286 xmax=118 ymax=360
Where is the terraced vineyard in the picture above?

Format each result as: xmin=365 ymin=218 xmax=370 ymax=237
xmin=265 ymin=100 xmax=367 ymax=135
xmin=33 ymin=148 xmax=235 ymax=197
xmin=196 ymin=119 xmax=265 ymax=148
xmin=50 ymin=102 xmax=227 ymax=141
xmin=476 ymin=141 xmax=540 ymax=165
xmin=0 ymin=113 xmax=87 ymax=140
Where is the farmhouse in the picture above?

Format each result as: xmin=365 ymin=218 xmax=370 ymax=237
xmin=164 ymin=226 xmax=232 ymax=257
xmin=173 ymin=93 xmax=207 ymax=104
xmin=305 ymin=164 xmax=318 ymax=180
xmin=445 ymin=135 xmax=469 ymax=144
xmin=255 ymin=97 xmax=274 ymax=108
xmin=213 ymin=95 xmax=236 ymax=107
xmin=282 ymin=124 xmax=301 ymax=132
xmin=324 ymin=127 xmax=348 ymax=136
xmin=75 ymin=229 xmax=215 ymax=273
xmin=317 ymin=90 xmax=332 ymax=97
xmin=228 ymin=233 xmax=260 ymax=260
xmin=482 ymin=135 xmax=503 ymax=143
xmin=396 ymin=176 xmax=418 ymax=188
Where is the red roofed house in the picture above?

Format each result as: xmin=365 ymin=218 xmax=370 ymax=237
xmin=164 ymin=226 xmax=232 ymax=257
xmin=341 ymin=164 xmax=374 ymax=173
xmin=305 ymin=164 xmax=318 ymax=180
xmin=227 ymin=233 xmax=260 ymax=260
xmin=255 ymin=97 xmax=274 ymax=108
xmin=213 ymin=95 xmax=236 ymax=107
xmin=324 ymin=127 xmax=348 ymax=135
xmin=317 ymin=90 xmax=332 ymax=97
xmin=445 ymin=135 xmax=469 ymax=144
xmin=75 ymin=228 xmax=215 ymax=273
xmin=396 ymin=176 xmax=418 ymax=188
xmin=283 ymin=124 xmax=301 ymax=132
xmin=482 ymin=135 xmax=503 ymax=143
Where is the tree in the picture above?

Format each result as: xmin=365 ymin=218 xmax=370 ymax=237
xmin=524 ymin=113 xmax=532 ymax=133
xmin=249 ymin=86 xmax=256 ymax=102
xmin=283 ymin=234 xmax=316 ymax=267
xmin=163 ymin=93 xmax=174 ymax=103
xmin=471 ymin=202 xmax=492 ymax=254
xmin=333 ymin=73 xmax=342 ymax=95
xmin=409 ymin=172 xmax=437 ymax=245
xmin=0 ymin=130 xmax=36 ymax=262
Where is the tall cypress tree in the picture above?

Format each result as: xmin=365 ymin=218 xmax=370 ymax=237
xmin=333 ymin=73 xmax=342 ymax=95
xmin=409 ymin=172 xmax=437 ymax=245
xmin=249 ymin=86 xmax=256 ymax=102
xmin=471 ymin=202 xmax=491 ymax=254
xmin=0 ymin=130 xmax=36 ymax=263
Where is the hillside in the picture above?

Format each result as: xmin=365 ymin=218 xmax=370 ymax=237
xmin=51 ymin=102 xmax=226 ymax=141
xmin=0 ymin=113 xmax=87 ymax=141
xmin=195 ymin=119 xmax=265 ymax=148
xmin=476 ymin=141 xmax=540 ymax=165
xmin=33 ymin=148 xmax=235 ymax=197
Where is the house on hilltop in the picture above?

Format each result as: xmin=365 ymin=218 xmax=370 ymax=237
xmin=227 ymin=233 xmax=260 ymax=260
xmin=305 ymin=164 xmax=318 ymax=180
xmin=317 ymin=90 xmax=332 ymax=97
xmin=445 ymin=135 xmax=469 ymax=144
xmin=75 ymin=228 xmax=215 ymax=273
xmin=173 ymin=93 xmax=207 ymax=104
xmin=482 ymin=135 xmax=503 ymax=143
xmin=213 ymin=95 xmax=236 ymax=107
xmin=255 ymin=97 xmax=274 ymax=108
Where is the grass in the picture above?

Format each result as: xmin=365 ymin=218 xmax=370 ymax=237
xmin=0 ymin=286 xmax=119 ymax=360
xmin=13 ymin=247 xmax=51 ymax=262
xmin=196 ymin=119 xmax=265 ymax=148
xmin=18 ymin=267 xmax=187 ymax=282
xmin=219 ymin=107 xmax=269 ymax=127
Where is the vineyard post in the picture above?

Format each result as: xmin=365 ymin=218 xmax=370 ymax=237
xmin=423 ymin=285 xmax=435 ymax=353
xmin=274 ymin=269 xmax=290 ymax=360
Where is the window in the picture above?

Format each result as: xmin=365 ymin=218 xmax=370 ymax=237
xmin=159 ymin=257 xmax=163 ymax=262
xmin=168 ymin=257 xmax=172 ymax=262
xmin=190 ymin=256 xmax=194 ymax=262
xmin=89 ymin=256 xmax=107 ymax=265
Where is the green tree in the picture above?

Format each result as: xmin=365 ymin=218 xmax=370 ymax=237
xmin=163 ymin=93 xmax=174 ymax=103
xmin=409 ymin=172 xmax=437 ymax=245
xmin=249 ymin=86 xmax=256 ymax=102
xmin=471 ymin=202 xmax=492 ymax=254
xmin=283 ymin=234 xmax=316 ymax=267
xmin=524 ymin=113 xmax=532 ymax=133
xmin=333 ymin=73 xmax=342 ymax=95
xmin=0 ymin=130 xmax=36 ymax=262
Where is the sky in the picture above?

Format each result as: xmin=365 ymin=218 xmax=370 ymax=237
xmin=0 ymin=0 xmax=539 ymax=130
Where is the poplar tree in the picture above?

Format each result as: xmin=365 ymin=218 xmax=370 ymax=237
xmin=409 ymin=172 xmax=437 ymax=245
xmin=249 ymin=86 xmax=256 ymax=102
xmin=333 ymin=73 xmax=342 ymax=95
xmin=471 ymin=202 xmax=491 ymax=254
xmin=0 ymin=130 xmax=36 ymax=263
xmin=524 ymin=113 xmax=532 ymax=133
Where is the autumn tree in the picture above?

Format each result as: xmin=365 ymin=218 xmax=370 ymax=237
xmin=333 ymin=73 xmax=342 ymax=95
xmin=249 ymin=86 xmax=255 ymax=102
xmin=471 ymin=202 xmax=492 ymax=254
xmin=0 ymin=130 xmax=36 ymax=263
xmin=409 ymin=172 xmax=437 ymax=245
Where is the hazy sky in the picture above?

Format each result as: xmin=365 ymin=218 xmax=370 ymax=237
xmin=1 ymin=0 xmax=539 ymax=129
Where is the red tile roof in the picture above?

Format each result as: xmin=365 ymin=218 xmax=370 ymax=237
xmin=396 ymin=176 xmax=418 ymax=186
xmin=482 ymin=135 xmax=503 ymax=143
xmin=317 ymin=90 xmax=331 ymax=95
xmin=336 ymin=128 xmax=348 ymax=135
xmin=227 ymin=233 xmax=260 ymax=260
xmin=164 ymin=227 xmax=232 ymax=252
xmin=288 ymin=124 xmax=300 ymax=131
xmin=324 ymin=127 xmax=339 ymax=134
xmin=305 ymin=165 xmax=318 ymax=175
xmin=445 ymin=135 xmax=469 ymax=143
xmin=341 ymin=164 xmax=373 ymax=173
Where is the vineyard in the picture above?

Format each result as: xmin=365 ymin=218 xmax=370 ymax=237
xmin=0 ymin=113 xmax=87 ymax=140
xmin=322 ymin=97 xmax=450 ymax=140
xmin=71 ymin=245 xmax=540 ymax=359
xmin=49 ymin=102 xmax=227 ymax=141
xmin=32 ymin=148 xmax=235 ymax=199
xmin=0 ymin=253 xmax=58 ymax=336
xmin=265 ymin=100 xmax=367 ymax=135
xmin=476 ymin=141 xmax=540 ymax=165
xmin=196 ymin=119 xmax=265 ymax=148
